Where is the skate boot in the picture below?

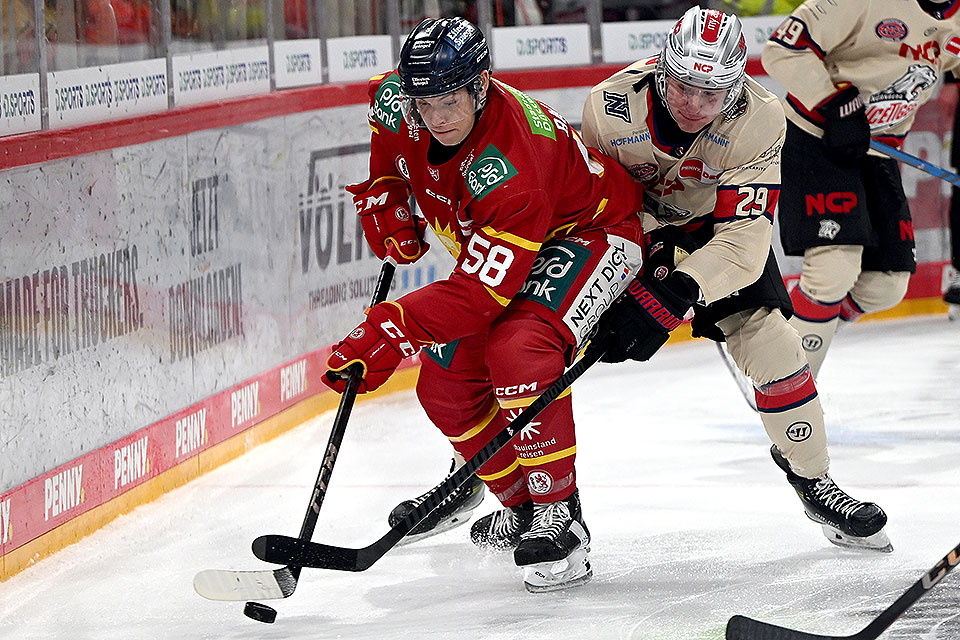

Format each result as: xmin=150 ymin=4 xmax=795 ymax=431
xmin=771 ymin=445 xmax=892 ymax=552
xmin=945 ymin=270 xmax=960 ymax=320
xmin=470 ymin=500 xmax=534 ymax=551
xmin=513 ymin=489 xmax=592 ymax=593
xmin=388 ymin=459 xmax=485 ymax=545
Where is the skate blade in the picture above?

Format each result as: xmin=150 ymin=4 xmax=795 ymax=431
xmin=522 ymin=550 xmax=592 ymax=593
xmin=820 ymin=524 xmax=894 ymax=553
xmin=396 ymin=510 xmax=475 ymax=546
xmin=949 ymin=304 xmax=959 ymax=321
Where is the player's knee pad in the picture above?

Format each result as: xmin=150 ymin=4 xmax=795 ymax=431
xmin=848 ymin=270 xmax=910 ymax=314
xmin=798 ymin=245 xmax=863 ymax=302
xmin=720 ymin=308 xmax=806 ymax=386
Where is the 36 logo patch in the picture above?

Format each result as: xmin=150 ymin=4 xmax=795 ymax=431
xmin=465 ymin=144 xmax=518 ymax=200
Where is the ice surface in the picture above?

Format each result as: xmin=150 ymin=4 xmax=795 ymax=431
xmin=1 ymin=316 xmax=958 ymax=639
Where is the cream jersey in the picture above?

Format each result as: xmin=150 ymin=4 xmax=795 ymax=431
xmin=582 ymin=62 xmax=786 ymax=304
xmin=762 ymin=0 xmax=960 ymax=149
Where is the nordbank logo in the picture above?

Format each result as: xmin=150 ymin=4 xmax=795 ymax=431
xmin=466 ymin=145 xmax=518 ymax=200
xmin=373 ymin=72 xmax=403 ymax=134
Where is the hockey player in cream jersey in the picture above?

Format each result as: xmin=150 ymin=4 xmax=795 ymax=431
xmin=762 ymin=0 xmax=960 ymax=375
xmin=584 ymin=6 xmax=893 ymax=552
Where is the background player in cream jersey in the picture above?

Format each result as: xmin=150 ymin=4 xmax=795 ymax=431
xmin=582 ymin=6 xmax=892 ymax=552
xmin=762 ymin=0 xmax=960 ymax=374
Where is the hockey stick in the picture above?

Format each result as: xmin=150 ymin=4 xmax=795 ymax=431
xmin=726 ymin=539 xmax=960 ymax=640
xmin=193 ymin=254 xmax=397 ymax=603
xmin=249 ymin=333 xmax=612 ymax=572
xmin=715 ymin=342 xmax=758 ymax=412
xmin=869 ymin=140 xmax=960 ymax=187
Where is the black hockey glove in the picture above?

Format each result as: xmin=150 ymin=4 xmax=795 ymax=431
xmin=597 ymin=270 xmax=699 ymax=364
xmin=816 ymin=83 xmax=870 ymax=164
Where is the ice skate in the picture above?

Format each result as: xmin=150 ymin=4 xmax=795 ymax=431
xmin=388 ymin=459 xmax=485 ymax=545
xmin=470 ymin=500 xmax=534 ymax=551
xmin=513 ymin=490 xmax=592 ymax=593
xmin=771 ymin=445 xmax=892 ymax=553
xmin=945 ymin=270 xmax=960 ymax=320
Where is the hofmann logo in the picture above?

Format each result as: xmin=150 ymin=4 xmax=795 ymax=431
xmin=466 ymin=145 xmax=518 ymax=201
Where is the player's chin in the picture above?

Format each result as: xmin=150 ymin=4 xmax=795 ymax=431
xmin=430 ymin=127 xmax=465 ymax=146
xmin=676 ymin=114 xmax=712 ymax=132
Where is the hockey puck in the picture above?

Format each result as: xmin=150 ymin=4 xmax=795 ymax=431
xmin=243 ymin=601 xmax=277 ymax=624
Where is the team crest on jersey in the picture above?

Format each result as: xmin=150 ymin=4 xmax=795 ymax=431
xmin=428 ymin=166 xmax=440 ymax=181
xmin=465 ymin=144 xmax=518 ymax=200
xmin=875 ymin=19 xmax=908 ymax=42
xmin=527 ymin=470 xmax=554 ymax=495
xmin=603 ymin=90 xmax=632 ymax=123
xmin=866 ymin=64 xmax=937 ymax=129
xmin=627 ymin=162 xmax=659 ymax=183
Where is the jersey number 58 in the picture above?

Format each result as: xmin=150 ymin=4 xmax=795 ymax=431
xmin=461 ymin=234 xmax=515 ymax=287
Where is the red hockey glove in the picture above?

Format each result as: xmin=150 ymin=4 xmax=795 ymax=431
xmin=346 ymin=178 xmax=429 ymax=265
xmin=324 ymin=302 xmax=420 ymax=393
xmin=816 ymin=83 xmax=870 ymax=164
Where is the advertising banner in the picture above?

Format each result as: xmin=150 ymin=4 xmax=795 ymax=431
xmin=492 ymin=24 xmax=591 ymax=70
xmin=47 ymin=59 xmax=168 ymax=129
xmin=326 ymin=35 xmax=393 ymax=84
xmin=172 ymin=46 xmax=271 ymax=107
xmin=273 ymin=39 xmax=324 ymax=89
xmin=0 ymin=73 xmax=41 ymax=136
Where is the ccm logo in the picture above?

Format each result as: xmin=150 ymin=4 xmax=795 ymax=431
xmin=805 ymin=192 xmax=857 ymax=215
xmin=693 ymin=62 xmax=713 ymax=73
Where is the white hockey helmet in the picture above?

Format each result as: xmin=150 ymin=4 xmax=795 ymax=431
xmin=655 ymin=6 xmax=747 ymax=115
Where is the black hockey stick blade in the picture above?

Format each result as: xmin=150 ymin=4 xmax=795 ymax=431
xmin=726 ymin=540 xmax=960 ymax=640
xmin=251 ymin=335 xmax=611 ymax=572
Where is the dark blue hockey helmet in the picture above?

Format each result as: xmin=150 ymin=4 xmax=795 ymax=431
xmin=397 ymin=17 xmax=491 ymax=100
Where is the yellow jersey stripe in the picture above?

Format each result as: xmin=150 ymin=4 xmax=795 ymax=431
xmin=477 ymin=458 xmax=520 ymax=481
xmin=482 ymin=285 xmax=512 ymax=307
xmin=447 ymin=402 xmax=500 ymax=443
xmin=480 ymin=226 xmax=542 ymax=252
xmin=517 ymin=445 xmax=577 ymax=466
xmin=592 ymin=197 xmax=608 ymax=220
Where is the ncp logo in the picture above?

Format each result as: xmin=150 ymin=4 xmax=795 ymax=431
xmin=805 ymin=192 xmax=857 ymax=216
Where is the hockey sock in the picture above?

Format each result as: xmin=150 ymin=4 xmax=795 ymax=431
xmin=755 ymin=366 xmax=829 ymax=478
xmin=787 ymin=285 xmax=841 ymax=378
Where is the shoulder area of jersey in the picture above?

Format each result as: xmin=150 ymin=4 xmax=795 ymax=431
xmin=590 ymin=58 xmax=657 ymax=95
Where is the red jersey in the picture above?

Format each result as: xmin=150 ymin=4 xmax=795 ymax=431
xmin=361 ymin=72 xmax=643 ymax=344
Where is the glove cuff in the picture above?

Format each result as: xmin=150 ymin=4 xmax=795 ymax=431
xmin=815 ymin=84 xmax=864 ymax=121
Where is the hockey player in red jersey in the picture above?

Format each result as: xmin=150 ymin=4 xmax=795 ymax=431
xmin=762 ymin=0 xmax=960 ymax=373
xmin=582 ymin=6 xmax=892 ymax=553
xmin=325 ymin=17 xmax=646 ymax=592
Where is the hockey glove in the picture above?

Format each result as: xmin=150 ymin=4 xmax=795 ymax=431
xmin=816 ymin=83 xmax=870 ymax=164
xmin=324 ymin=302 xmax=420 ymax=393
xmin=347 ymin=177 xmax=429 ymax=264
xmin=598 ymin=270 xmax=698 ymax=363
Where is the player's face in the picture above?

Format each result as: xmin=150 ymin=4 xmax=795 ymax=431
xmin=664 ymin=76 xmax=727 ymax=132
xmin=414 ymin=88 xmax=477 ymax=146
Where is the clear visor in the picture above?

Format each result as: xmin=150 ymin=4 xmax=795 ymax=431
xmin=400 ymin=89 xmax=474 ymax=127
xmin=663 ymin=76 xmax=729 ymax=122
